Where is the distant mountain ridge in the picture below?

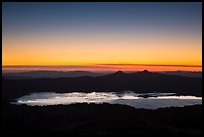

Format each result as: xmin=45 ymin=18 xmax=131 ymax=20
xmin=2 ymin=70 xmax=202 ymax=101
xmin=160 ymin=71 xmax=202 ymax=78
xmin=2 ymin=70 xmax=202 ymax=79
xmin=3 ymin=70 xmax=105 ymax=79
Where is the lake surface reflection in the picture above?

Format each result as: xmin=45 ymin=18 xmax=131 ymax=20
xmin=13 ymin=91 xmax=202 ymax=109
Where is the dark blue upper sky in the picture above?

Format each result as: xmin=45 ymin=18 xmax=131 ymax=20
xmin=3 ymin=2 xmax=202 ymax=35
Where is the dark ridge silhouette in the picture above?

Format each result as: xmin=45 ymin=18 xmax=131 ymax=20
xmin=141 ymin=69 xmax=150 ymax=73
xmin=103 ymin=70 xmax=126 ymax=77
xmin=3 ymin=70 xmax=202 ymax=79
xmin=115 ymin=70 xmax=125 ymax=74
xmin=160 ymin=71 xmax=202 ymax=78
xmin=2 ymin=70 xmax=105 ymax=79
xmin=2 ymin=70 xmax=202 ymax=101
xmin=2 ymin=102 xmax=202 ymax=135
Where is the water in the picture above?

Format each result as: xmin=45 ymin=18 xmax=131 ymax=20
xmin=13 ymin=91 xmax=202 ymax=109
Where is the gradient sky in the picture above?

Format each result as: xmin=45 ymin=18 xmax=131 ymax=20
xmin=2 ymin=2 xmax=202 ymax=71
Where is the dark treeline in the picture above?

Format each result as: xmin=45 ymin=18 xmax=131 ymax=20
xmin=2 ymin=102 xmax=202 ymax=135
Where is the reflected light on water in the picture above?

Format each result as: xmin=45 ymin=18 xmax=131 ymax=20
xmin=14 ymin=91 xmax=202 ymax=109
xmin=149 ymin=96 xmax=202 ymax=99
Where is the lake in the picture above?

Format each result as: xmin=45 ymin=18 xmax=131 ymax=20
xmin=12 ymin=91 xmax=202 ymax=109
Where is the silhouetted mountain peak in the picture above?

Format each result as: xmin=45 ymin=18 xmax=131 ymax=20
xmin=106 ymin=71 xmax=126 ymax=77
xmin=113 ymin=71 xmax=126 ymax=76
xmin=135 ymin=70 xmax=154 ymax=76
xmin=115 ymin=71 xmax=125 ymax=74
xmin=142 ymin=70 xmax=150 ymax=73
xmin=138 ymin=70 xmax=151 ymax=74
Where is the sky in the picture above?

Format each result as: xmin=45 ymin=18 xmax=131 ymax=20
xmin=2 ymin=2 xmax=202 ymax=72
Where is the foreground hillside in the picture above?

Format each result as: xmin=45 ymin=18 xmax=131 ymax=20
xmin=2 ymin=102 xmax=202 ymax=135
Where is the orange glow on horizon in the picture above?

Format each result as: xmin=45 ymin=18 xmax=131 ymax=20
xmin=2 ymin=29 xmax=202 ymax=68
xmin=2 ymin=65 xmax=202 ymax=72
